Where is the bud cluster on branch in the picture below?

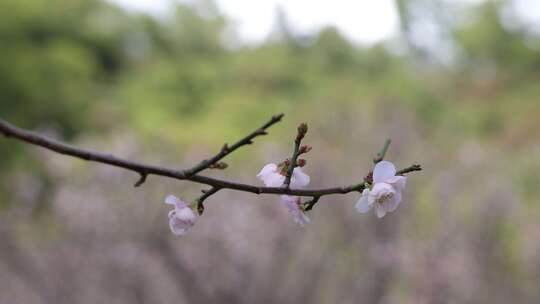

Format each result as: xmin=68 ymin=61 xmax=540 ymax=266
xmin=0 ymin=114 xmax=422 ymax=236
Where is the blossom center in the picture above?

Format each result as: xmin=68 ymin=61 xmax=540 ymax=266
xmin=375 ymin=192 xmax=394 ymax=205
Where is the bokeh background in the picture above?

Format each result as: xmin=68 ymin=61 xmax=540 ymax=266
xmin=1 ymin=0 xmax=540 ymax=303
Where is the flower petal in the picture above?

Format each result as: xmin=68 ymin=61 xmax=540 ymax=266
xmin=169 ymin=217 xmax=188 ymax=235
xmin=373 ymin=161 xmax=397 ymax=183
xmin=257 ymin=163 xmax=278 ymax=179
xmin=168 ymin=207 xmax=197 ymax=236
xmin=355 ymin=189 xmax=372 ymax=213
xmin=169 ymin=217 xmax=190 ymax=236
xmin=370 ymin=182 xmax=394 ymax=195
xmin=165 ymin=195 xmax=187 ymax=209
xmin=386 ymin=176 xmax=407 ymax=192
xmin=280 ymin=195 xmax=310 ymax=226
xmin=369 ymin=183 xmax=395 ymax=204
xmin=280 ymin=195 xmax=298 ymax=210
xmin=165 ymin=195 xmax=179 ymax=205
xmin=294 ymin=212 xmax=311 ymax=227
xmin=291 ymin=167 xmax=310 ymax=188
xmin=264 ymin=173 xmax=285 ymax=187
xmin=165 ymin=196 xmax=197 ymax=236
xmin=376 ymin=204 xmax=387 ymax=218
xmin=175 ymin=207 xmax=197 ymax=224
xmin=386 ymin=190 xmax=402 ymax=212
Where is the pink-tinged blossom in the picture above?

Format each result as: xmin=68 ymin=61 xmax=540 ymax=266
xmin=355 ymin=161 xmax=407 ymax=218
xmin=257 ymin=163 xmax=311 ymax=226
xmin=281 ymin=195 xmax=310 ymax=226
xmin=164 ymin=195 xmax=197 ymax=236
xmin=256 ymin=163 xmax=310 ymax=188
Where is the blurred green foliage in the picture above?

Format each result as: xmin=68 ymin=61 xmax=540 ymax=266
xmin=1 ymin=0 xmax=539 ymax=193
xmin=2 ymin=0 xmax=537 ymax=143
xmin=1 ymin=0 xmax=539 ymax=202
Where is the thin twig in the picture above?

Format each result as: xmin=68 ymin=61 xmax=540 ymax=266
xmin=373 ymin=138 xmax=391 ymax=164
xmin=196 ymin=187 xmax=220 ymax=215
xmin=303 ymin=196 xmax=321 ymax=212
xmin=0 ymin=117 xmax=420 ymax=201
xmin=184 ymin=113 xmax=284 ymax=177
xmin=134 ymin=173 xmax=147 ymax=187
xmin=397 ymin=164 xmax=422 ymax=175
xmin=284 ymin=123 xmax=307 ymax=188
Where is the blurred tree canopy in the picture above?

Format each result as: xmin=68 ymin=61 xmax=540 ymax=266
xmin=1 ymin=0 xmax=539 ymax=199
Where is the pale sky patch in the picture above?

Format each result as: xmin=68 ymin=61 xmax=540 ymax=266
xmin=214 ymin=0 xmax=399 ymax=44
xmin=106 ymin=0 xmax=399 ymax=44
xmin=106 ymin=0 xmax=540 ymax=45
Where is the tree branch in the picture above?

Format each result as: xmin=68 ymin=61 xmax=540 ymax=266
xmin=303 ymin=196 xmax=321 ymax=212
xmin=397 ymin=164 xmax=422 ymax=175
xmin=184 ymin=113 xmax=284 ymax=177
xmin=134 ymin=173 xmax=147 ymax=187
xmin=0 ymin=116 xmax=421 ymax=206
xmin=196 ymin=187 xmax=220 ymax=215
xmin=373 ymin=138 xmax=391 ymax=164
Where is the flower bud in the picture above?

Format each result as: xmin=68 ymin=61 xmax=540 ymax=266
xmin=299 ymin=145 xmax=312 ymax=154
xmin=296 ymin=123 xmax=308 ymax=141
xmin=209 ymin=162 xmax=228 ymax=169
xmin=297 ymin=159 xmax=307 ymax=167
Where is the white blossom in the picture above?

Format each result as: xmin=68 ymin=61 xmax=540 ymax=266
xmin=281 ymin=195 xmax=310 ymax=226
xmin=164 ymin=195 xmax=197 ymax=236
xmin=257 ymin=163 xmax=311 ymax=226
xmin=256 ymin=163 xmax=310 ymax=188
xmin=355 ymin=161 xmax=407 ymax=218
